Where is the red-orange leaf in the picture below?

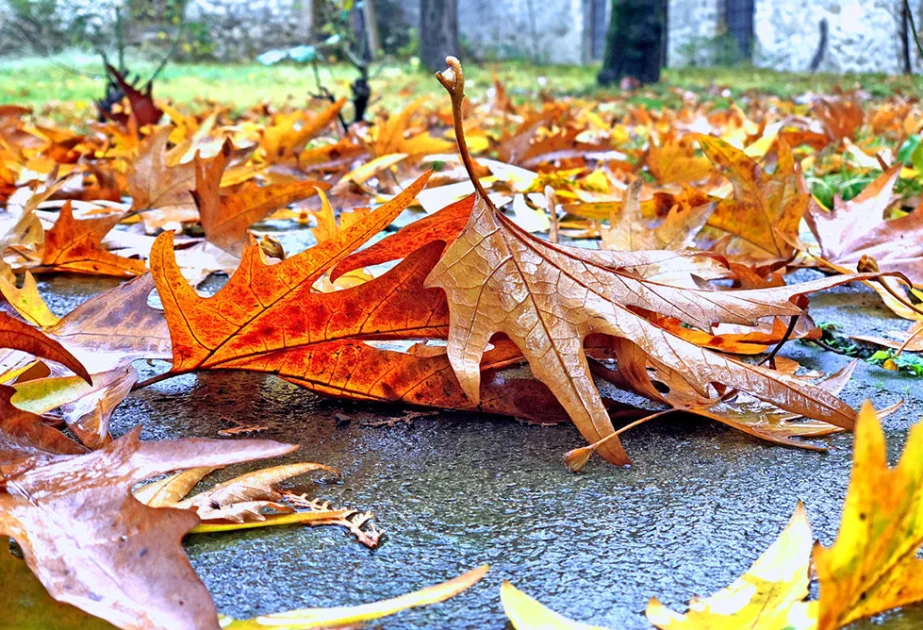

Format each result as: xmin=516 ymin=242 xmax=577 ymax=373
xmin=38 ymin=202 xmax=146 ymax=277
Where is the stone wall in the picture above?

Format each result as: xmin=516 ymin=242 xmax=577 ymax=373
xmin=666 ymin=0 xmax=722 ymax=66
xmin=753 ymin=0 xmax=919 ymax=74
xmin=184 ymin=0 xmax=313 ymax=61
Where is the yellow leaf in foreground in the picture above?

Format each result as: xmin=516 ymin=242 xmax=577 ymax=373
xmin=814 ymin=402 xmax=923 ymax=630
xmin=221 ymin=565 xmax=488 ymax=629
xmin=646 ymin=503 xmax=816 ymax=630
xmin=500 ymin=581 xmax=609 ymax=630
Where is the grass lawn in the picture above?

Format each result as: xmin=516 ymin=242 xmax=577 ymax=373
xmin=2 ymin=51 xmax=923 ymax=118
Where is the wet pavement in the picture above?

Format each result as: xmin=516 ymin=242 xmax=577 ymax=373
xmin=35 ymin=260 xmax=923 ymax=629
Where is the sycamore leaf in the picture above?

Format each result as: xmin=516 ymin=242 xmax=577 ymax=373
xmin=126 ymin=127 xmax=200 ymax=232
xmin=427 ymin=58 xmax=871 ymax=465
xmin=0 ymin=311 xmax=90 ymax=383
xmin=1 ymin=536 xmax=117 ymax=630
xmin=0 ymin=426 xmax=297 ymax=630
xmin=646 ymin=134 xmax=714 ymax=184
xmin=646 ymin=503 xmax=817 ymax=630
xmin=805 ymin=165 xmax=923 ymax=284
xmin=500 ymin=581 xmax=608 ymax=630
xmin=695 ymin=135 xmax=808 ymax=260
xmin=424 ymin=193 xmax=869 ymax=464
xmin=222 ymin=565 xmax=488 ymax=630
xmin=814 ymin=402 xmax=923 ymax=629
xmin=37 ymin=202 xmax=146 ymax=278
xmin=596 ymin=338 xmax=861 ymax=453
xmin=193 ymin=140 xmax=327 ymax=256
xmin=600 ymin=180 xmax=713 ymax=254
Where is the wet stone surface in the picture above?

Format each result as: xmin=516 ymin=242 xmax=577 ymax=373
xmin=35 ymin=265 xmax=923 ymax=629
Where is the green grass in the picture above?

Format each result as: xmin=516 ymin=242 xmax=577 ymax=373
xmin=2 ymin=51 xmax=923 ymax=116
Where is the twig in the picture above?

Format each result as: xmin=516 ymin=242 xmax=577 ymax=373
xmin=149 ymin=20 xmax=187 ymax=84
xmin=906 ymin=0 xmax=923 ymax=63
xmin=758 ymin=315 xmax=800 ymax=368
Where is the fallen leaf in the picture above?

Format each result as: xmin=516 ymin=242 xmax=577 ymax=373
xmin=36 ymin=202 xmax=146 ymax=277
xmin=500 ymin=580 xmax=607 ymax=630
xmin=805 ymin=165 xmax=923 ymax=284
xmin=427 ymin=59 xmax=871 ymax=465
xmin=695 ymin=135 xmax=808 ymax=260
xmin=193 ymin=140 xmax=327 ymax=255
xmin=646 ymin=502 xmax=816 ymax=629
xmin=223 ymin=564 xmax=488 ymax=629
xmin=814 ymin=402 xmax=923 ymax=629
xmin=0 ymin=427 xmax=297 ymax=630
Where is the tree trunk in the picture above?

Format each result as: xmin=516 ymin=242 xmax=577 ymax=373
xmin=420 ymin=0 xmax=460 ymax=72
xmin=597 ymin=0 xmax=666 ymax=86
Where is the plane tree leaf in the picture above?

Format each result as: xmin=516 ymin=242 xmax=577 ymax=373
xmin=36 ymin=202 xmax=146 ymax=278
xmin=193 ymin=139 xmax=328 ymax=256
xmin=694 ymin=135 xmax=809 ymax=260
xmin=424 ymin=58 xmax=873 ymax=465
xmin=0 ymin=426 xmax=297 ymax=630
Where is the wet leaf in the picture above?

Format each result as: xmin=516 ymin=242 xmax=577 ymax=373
xmin=0 ymin=427 xmax=297 ymax=630
xmin=646 ymin=503 xmax=817 ymax=630
xmin=814 ymin=402 xmax=923 ymax=629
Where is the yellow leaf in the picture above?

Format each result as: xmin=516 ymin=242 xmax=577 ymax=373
xmin=814 ymin=402 xmax=923 ymax=629
xmin=221 ymin=565 xmax=488 ymax=629
xmin=500 ymin=581 xmax=609 ymax=630
xmin=0 ymin=271 xmax=58 ymax=328
xmin=646 ymin=503 xmax=817 ymax=629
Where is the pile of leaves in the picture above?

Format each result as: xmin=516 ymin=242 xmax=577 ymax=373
xmin=3 ymin=55 xmax=923 ymax=627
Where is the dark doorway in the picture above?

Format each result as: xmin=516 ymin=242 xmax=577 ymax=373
xmin=589 ymin=0 xmax=609 ymax=60
xmin=724 ymin=0 xmax=754 ymax=61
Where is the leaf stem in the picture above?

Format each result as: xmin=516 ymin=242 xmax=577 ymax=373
xmin=435 ymin=57 xmax=495 ymax=208
xmin=132 ymin=371 xmax=178 ymax=391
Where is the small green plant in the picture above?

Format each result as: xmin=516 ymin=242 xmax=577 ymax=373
xmin=868 ymin=349 xmax=923 ymax=376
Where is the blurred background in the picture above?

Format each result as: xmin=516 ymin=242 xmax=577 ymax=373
xmin=0 ymin=1 xmax=921 ymax=119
